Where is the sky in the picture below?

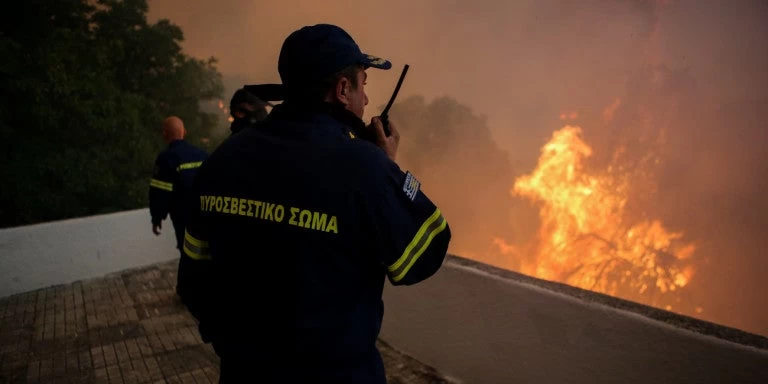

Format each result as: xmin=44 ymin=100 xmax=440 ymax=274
xmin=147 ymin=0 xmax=768 ymax=336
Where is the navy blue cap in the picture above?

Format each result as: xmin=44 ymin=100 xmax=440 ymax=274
xmin=229 ymin=88 xmax=264 ymax=110
xmin=278 ymin=24 xmax=392 ymax=88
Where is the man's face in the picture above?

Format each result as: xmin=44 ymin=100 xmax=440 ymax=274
xmin=345 ymin=69 xmax=369 ymax=119
xmin=233 ymin=103 xmax=255 ymax=119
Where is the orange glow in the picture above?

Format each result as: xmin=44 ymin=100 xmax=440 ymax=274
xmin=213 ymin=98 xmax=233 ymax=123
xmin=602 ymin=98 xmax=622 ymax=123
xmin=500 ymin=122 xmax=697 ymax=308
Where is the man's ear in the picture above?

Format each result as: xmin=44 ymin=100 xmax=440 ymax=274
xmin=334 ymin=77 xmax=351 ymax=106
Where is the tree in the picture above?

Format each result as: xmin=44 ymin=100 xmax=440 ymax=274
xmin=387 ymin=95 xmax=518 ymax=263
xmin=0 ymin=0 xmax=224 ymax=228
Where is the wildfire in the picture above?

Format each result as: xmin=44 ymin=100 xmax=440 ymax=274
xmin=213 ymin=99 xmax=235 ymax=122
xmin=602 ymin=98 xmax=621 ymax=123
xmin=500 ymin=124 xmax=697 ymax=310
xmin=559 ymin=111 xmax=579 ymax=121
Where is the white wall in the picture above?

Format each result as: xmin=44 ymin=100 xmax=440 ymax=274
xmin=381 ymin=259 xmax=768 ymax=384
xmin=0 ymin=209 xmax=179 ymax=297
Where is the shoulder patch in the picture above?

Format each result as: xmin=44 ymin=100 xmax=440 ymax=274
xmin=403 ymin=171 xmax=421 ymax=201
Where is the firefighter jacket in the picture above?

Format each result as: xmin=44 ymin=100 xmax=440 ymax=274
xmin=182 ymin=102 xmax=451 ymax=383
xmin=149 ymin=139 xmax=208 ymax=248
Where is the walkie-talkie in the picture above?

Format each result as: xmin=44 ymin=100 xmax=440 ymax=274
xmin=379 ymin=64 xmax=409 ymax=137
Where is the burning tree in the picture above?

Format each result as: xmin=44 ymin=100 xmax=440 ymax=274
xmin=502 ymin=124 xmax=698 ymax=312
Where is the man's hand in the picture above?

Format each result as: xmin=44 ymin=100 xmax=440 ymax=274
xmin=370 ymin=116 xmax=400 ymax=162
xmin=152 ymin=222 xmax=162 ymax=236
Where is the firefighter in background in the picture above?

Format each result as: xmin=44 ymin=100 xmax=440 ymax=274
xmin=228 ymin=87 xmax=269 ymax=135
xmin=182 ymin=24 xmax=452 ymax=383
xmin=149 ymin=116 xmax=209 ymax=314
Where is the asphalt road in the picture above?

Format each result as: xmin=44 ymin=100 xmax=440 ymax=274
xmin=380 ymin=255 xmax=768 ymax=384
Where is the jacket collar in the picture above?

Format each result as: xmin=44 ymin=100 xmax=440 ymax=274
xmin=167 ymin=139 xmax=185 ymax=148
xmin=269 ymin=101 xmax=366 ymax=136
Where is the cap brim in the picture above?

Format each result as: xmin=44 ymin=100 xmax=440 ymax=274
xmin=243 ymin=84 xmax=286 ymax=102
xmin=361 ymin=54 xmax=392 ymax=70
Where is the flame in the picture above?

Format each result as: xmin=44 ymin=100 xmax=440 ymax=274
xmin=602 ymin=98 xmax=622 ymax=123
xmin=213 ymin=98 xmax=235 ymax=123
xmin=559 ymin=111 xmax=579 ymax=121
xmin=504 ymin=123 xmax=697 ymax=308
xmin=489 ymin=0 xmax=700 ymax=315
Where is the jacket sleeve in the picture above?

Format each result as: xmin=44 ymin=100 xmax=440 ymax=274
xmin=364 ymin=158 xmax=452 ymax=286
xmin=149 ymin=153 xmax=176 ymax=225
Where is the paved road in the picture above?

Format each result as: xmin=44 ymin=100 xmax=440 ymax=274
xmin=381 ymin=257 xmax=768 ymax=384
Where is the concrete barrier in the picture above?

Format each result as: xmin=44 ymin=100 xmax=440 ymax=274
xmin=381 ymin=255 xmax=768 ymax=384
xmin=2 ymin=211 xmax=766 ymax=383
xmin=0 ymin=209 xmax=179 ymax=297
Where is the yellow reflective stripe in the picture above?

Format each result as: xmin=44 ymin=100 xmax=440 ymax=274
xmin=150 ymin=179 xmax=173 ymax=192
xmin=184 ymin=231 xmax=208 ymax=248
xmin=176 ymin=161 xmax=203 ymax=172
xmin=183 ymin=230 xmax=210 ymax=260
xmin=388 ymin=208 xmax=448 ymax=282
xmin=183 ymin=244 xmax=210 ymax=260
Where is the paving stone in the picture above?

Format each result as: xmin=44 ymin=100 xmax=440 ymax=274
xmin=0 ymin=260 xmax=451 ymax=383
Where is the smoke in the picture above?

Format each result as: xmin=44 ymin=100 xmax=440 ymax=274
xmin=148 ymin=0 xmax=768 ymax=336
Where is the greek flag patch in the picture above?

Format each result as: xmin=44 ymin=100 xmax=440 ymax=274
xmin=403 ymin=171 xmax=421 ymax=201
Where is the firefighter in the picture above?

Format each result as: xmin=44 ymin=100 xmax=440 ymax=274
xmin=228 ymin=87 xmax=268 ymax=135
xmin=148 ymin=116 xmax=209 ymax=315
xmin=182 ymin=24 xmax=452 ymax=383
